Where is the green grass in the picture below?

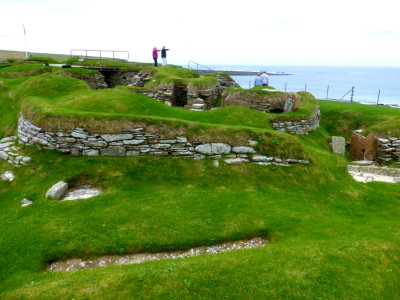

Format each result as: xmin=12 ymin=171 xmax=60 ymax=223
xmin=0 ymin=60 xmax=400 ymax=299
xmin=318 ymin=100 xmax=400 ymax=137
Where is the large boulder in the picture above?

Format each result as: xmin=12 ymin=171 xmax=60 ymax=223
xmin=46 ymin=181 xmax=68 ymax=200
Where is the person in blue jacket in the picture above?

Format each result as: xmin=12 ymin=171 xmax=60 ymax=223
xmin=254 ymin=73 xmax=263 ymax=86
xmin=161 ymin=46 xmax=170 ymax=67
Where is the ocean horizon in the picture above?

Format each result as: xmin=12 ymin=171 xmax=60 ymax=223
xmin=208 ymin=65 xmax=400 ymax=106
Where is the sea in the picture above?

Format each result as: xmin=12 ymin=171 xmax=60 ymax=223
xmin=209 ymin=65 xmax=400 ymax=107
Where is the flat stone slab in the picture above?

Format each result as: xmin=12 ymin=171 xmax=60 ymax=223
xmin=62 ymin=184 xmax=102 ymax=201
xmin=348 ymin=165 xmax=400 ymax=183
xmin=351 ymin=160 xmax=374 ymax=166
xmin=332 ymin=136 xmax=346 ymax=155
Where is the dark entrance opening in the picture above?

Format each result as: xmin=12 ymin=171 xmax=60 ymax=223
xmin=173 ymin=86 xmax=188 ymax=107
xmin=270 ymin=108 xmax=284 ymax=113
xmin=100 ymin=71 xmax=116 ymax=88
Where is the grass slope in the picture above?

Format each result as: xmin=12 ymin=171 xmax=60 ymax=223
xmin=0 ymin=61 xmax=399 ymax=299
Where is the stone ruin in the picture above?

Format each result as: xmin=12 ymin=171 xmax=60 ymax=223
xmin=349 ymin=131 xmax=400 ymax=163
xmin=222 ymin=90 xmax=301 ymax=113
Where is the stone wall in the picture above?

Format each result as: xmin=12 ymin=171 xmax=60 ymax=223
xmin=60 ymin=71 xmax=108 ymax=89
xmin=17 ymin=115 xmax=309 ymax=166
xmin=222 ymin=91 xmax=301 ymax=113
xmin=376 ymin=137 xmax=400 ymax=162
xmin=271 ymin=107 xmax=320 ymax=135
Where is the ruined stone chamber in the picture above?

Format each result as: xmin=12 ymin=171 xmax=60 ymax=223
xmin=222 ymin=90 xmax=301 ymax=113
xmin=124 ymin=71 xmax=238 ymax=111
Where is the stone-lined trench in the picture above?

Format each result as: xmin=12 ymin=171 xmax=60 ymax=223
xmin=47 ymin=237 xmax=267 ymax=272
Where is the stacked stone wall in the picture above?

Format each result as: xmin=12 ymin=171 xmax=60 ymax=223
xmin=271 ymin=107 xmax=320 ymax=135
xmin=376 ymin=137 xmax=400 ymax=162
xmin=17 ymin=115 xmax=309 ymax=166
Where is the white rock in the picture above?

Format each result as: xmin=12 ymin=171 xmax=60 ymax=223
xmin=0 ymin=136 xmax=16 ymax=143
xmin=0 ymin=142 xmax=14 ymax=149
xmin=195 ymin=143 xmax=231 ymax=155
xmin=0 ymin=151 xmax=8 ymax=160
xmin=232 ymin=146 xmax=256 ymax=154
xmin=21 ymin=198 xmax=33 ymax=207
xmin=225 ymin=158 xmax=249 ymax=164
xmin=46 ymin=181 xmax=69 ymax=200
xmin=248 ymin=140 xmax=258 ymax=146
xmin=1 ymin=171 xmax=14 ymax=181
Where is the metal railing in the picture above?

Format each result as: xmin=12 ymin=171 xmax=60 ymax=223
xmin=187 ymin=61 xmax=215 ymax=74
xmin=70 ymin=49 xmax=129 ymax=61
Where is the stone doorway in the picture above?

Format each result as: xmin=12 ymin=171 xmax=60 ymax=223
xmin=173 ymin=85 xmax=188 ymax=107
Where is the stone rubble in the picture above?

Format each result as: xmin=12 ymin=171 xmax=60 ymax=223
xmin=47 ymin=237 xmax=267 ymax=272
xmin=0 ymin=136 xmax=31 ymax=167
xmin=18 ymin=115 xmax=310 ymax=167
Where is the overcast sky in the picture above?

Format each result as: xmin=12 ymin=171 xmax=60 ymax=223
xmin=1 ymin=0 xmax=399 ymax=67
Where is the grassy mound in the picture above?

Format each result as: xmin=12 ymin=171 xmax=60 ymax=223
xmin=1 ymin=57 xmax=400 ymax=299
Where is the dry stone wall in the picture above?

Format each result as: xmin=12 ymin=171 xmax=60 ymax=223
xmin=376 ymin=137 xmax=400 ymax=162
xmin=223 ymin=92 xmax=301 ymax=113
xmin=271 ymin=107 xmax=320 ymax=135
xmin=17 ymin=115 xmax=309 ymax=166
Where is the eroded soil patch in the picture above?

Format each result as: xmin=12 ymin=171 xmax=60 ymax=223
xmin=48 ymin=237 xmax=267 ymax=272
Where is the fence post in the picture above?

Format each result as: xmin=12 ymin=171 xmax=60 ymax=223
xmin=377 ymin=89 xmax=380 ymax=105
xmin=305 ymin=84 xmax=307 ymax=92
xmin=350 ymin=86 xmax=354 ymax=102
xmin=326 ymin=85 xmax=329 ymax=100
xmin=249 ymin=81 xmax=251 ymax=89
xmin=284 ymin=83 xmax=287 ymax=92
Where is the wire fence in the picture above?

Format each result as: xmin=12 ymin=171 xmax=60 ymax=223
xmin=244 ymin=78 xmax=390 ymax=106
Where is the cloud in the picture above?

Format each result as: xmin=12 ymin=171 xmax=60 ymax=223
xmin=368 ymin=30 xmax=396 ymax=35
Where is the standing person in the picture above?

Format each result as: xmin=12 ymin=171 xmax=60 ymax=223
xmin=261 ymin=71 xmax=269 ymax=86
xmin=152 ymin=47 xmax=161 ymax=67
xmin=254 ymin=73 xmax=263 ymax=86
xmin=161 ymin=46 xmax=170 ymax=67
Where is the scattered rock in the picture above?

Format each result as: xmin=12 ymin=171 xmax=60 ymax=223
xmin=1 ymin=171 xmax=14 ymax=181
xmin=21 ymin=198 xmax=33 ymax=207
xmin=213 ymin=160 xmax=220 ymax=167
xmin=46 ymin=181 xmax=69 ymax=200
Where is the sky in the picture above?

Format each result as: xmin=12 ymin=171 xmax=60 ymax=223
xmin=0 ymin=0 xmax=399 ymax=67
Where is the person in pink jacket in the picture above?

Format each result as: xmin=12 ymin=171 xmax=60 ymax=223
xmin=152 ymin=47 xmax=161 ymax=67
